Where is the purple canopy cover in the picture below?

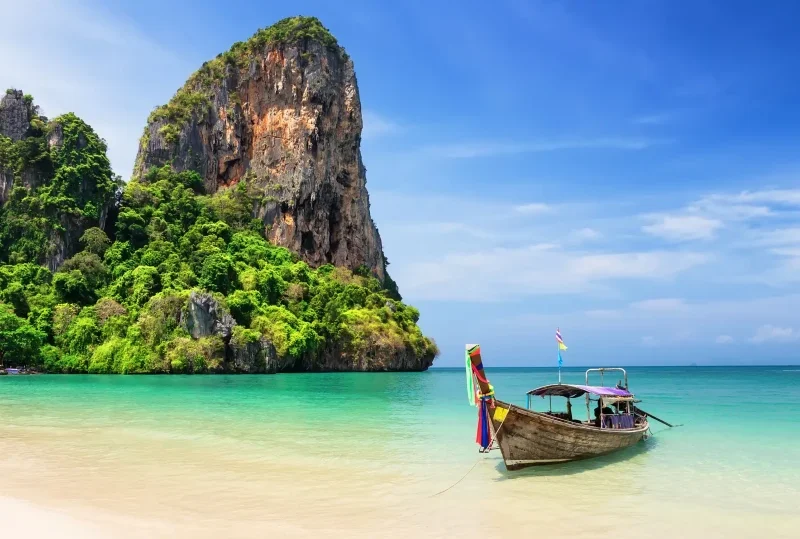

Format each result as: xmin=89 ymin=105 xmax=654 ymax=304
xmin=527 ymin=384 xmax=633 ymax=398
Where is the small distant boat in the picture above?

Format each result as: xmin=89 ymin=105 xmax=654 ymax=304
xmin=466 ymin=345 xmax=650 ymax=470
xmin=1 ymin=368 xmax=36 ymax=375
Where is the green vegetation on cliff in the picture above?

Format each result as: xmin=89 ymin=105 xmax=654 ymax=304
xmin=0 ymin=94 xmax=436 ymax=372
xmin=0 ymin=100 xmax=117 ymax=266
xmin=143 ymin=16 xmax=342 ymax=148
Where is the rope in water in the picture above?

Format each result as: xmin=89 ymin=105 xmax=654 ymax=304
xmin=429 ymin=404 xmax=510 ymax=498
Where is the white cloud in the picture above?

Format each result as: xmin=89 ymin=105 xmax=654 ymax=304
xmin=688 ymin=199 xmax=772 ymax=221
xmin=642 ymin=214 xmax=723 ymax=241
xmin=423 ymin=137 xmax=669 ymax=159
xmin=514 ymin=203 xmax=552 ymax=215
xmin=0 ymin=0 xmax=187 ymax=178
xmin=501 ymin=294 xmax=800 ymax=348
xmin=749 ymin=325 xmax=800 ymax=344
xmin=755 ymin=228 xmax=800 ymax=247
xmin=771 ymin=247 xmax=800 ymax=257
xmin=395 ymin=247 xmax=709 ymax=301
xmin=570 ymin=252 xmax=708 ymax=280
xmin=362 ymin=110 xmax=403 ymax=139
xmin=703 ymin=189 xmax=800 ymax=207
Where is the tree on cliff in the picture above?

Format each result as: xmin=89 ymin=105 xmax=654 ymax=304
xmin=0 ymin=93 xmax=116 ymax=270
xmin=0 ymin=304 xmax=45 ymax=368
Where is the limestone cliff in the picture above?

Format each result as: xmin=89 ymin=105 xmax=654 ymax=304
xmin=0 ymin=90 xmax=40 ymax=204
xmin=134 ymin=17 xmax=385 ymax=280
xmin=0 ymin=90 xmax=116 ymax=270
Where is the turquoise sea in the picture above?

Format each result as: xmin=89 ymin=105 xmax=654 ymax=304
xmin=2 ymin=366 xmax=799 ymax=538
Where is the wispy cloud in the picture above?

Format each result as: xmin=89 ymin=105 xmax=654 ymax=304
xmin=395 ymin=247 xmax=709 ymax=301
xmin=362 ymin=110 xmax=403 ymax=140
xmin=749 ymin=325 xmax=800 ymax=343
xmin=0 ymin=0 xmax=186 ymax=178
xmin=753 ymin=228 xmax=800 ymax=247
xmin=500 ymin=294 xmax=800 ymax=347
xmin=514 ymin=203 xmax=552 ymax=215
xmin=642 ymin=214 xmax=723 ymax=241
xmin=719 ymin=189 xmax=800 ymax=206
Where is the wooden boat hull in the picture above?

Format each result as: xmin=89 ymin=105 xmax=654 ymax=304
xmin=490 ymin=400 xmax=649 ymax=470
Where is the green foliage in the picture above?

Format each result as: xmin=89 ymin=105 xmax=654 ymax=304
xmin=0 ymin=303 xmax=46 ymax=367
xmin=148 ymin=91 xmax=210 ymax=144
xmin=251 ymin=306 xmax=320 ymax=359
xmin=199 ymin=253 xmax=236 ymax=294
xmin=88 ymin=336 xmax=160 ymax=374
xmin=165 ymin=336 xmax=224 ymax=373
xmin=227 ymin=289 xmax=259 ymax=326
xmin=60 ymin=252 xmax=108 ymax=290
xmin=80 ymin=227 xmax=110 ymax=256
xmin=57 ymin=308 xmax=101 ymax=356
xmin=1 ymin=103 xmax=435 ymax=372
xmin=53 ymin=270 xmax=95 ymax=305
xmin=0 ymin=101 xmax=115 ymax=266
xmin=136 ymin=292 xmax=186 ymax=348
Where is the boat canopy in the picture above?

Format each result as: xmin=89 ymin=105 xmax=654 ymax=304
xmin=527 ymin=384 xmax=633 ymax=399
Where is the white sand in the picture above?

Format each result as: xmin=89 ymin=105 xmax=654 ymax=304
xmin=2 ymin=423 xmax=799 ymax=538
xmin=2 ymin=497 xmax=116 ymax=539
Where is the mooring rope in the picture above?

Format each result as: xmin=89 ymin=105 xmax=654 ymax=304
xmin=429 ymin=457 xmax=483 ymax=498
xmin=429 ymin=405 xmax=510 ymax=498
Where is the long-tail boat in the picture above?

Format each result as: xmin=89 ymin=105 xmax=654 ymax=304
xmin=466 ymin=344 xmax=650 ymax=470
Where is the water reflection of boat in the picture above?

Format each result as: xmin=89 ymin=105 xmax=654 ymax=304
xmin=467 ymin=345 xmax=649 ymax=470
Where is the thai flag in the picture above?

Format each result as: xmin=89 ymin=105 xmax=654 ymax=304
xmin=556 ymin=328 xmax=567 ymax=351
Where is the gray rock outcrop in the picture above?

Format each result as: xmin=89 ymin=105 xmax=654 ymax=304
xmin=0 ymin=90 xmax=31 ymax=141
xmin=181 ymin=291 xmax=236 ymax=340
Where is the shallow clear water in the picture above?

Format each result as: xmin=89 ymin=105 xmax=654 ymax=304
xmin=1 ymin=366 xmax=799 ymax=537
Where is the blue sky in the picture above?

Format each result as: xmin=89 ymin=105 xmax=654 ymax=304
xmin=3 ymin=0 xmax=800 ymax=366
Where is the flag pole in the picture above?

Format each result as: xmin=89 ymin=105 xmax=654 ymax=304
xmin=556 ymin=327 xmax=565 ymax=384
xmin=557 ymin=327 xmax=561 ymax=383
xmin=558 ymin=343 xmax=561 ymax=383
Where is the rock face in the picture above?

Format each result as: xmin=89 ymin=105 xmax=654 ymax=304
xmin=178 ymin=290 xmax=433 ymax=373
xmin=134 ymin=17 xmax=385 ymax=280
xmin=0 ymin=90 xmax=31 ymax=142
xmin=229 ymin=336 xmax=283 ymax=374
xmin=310 ymin=342 xmax=436 ymax=372
xmin=1 ymin=95 xmax=116 ymax=271
xmin=181 ymin=291 xmax=236 ymax=340
xmin=1 ymin=90 xmax=32 ymax=204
